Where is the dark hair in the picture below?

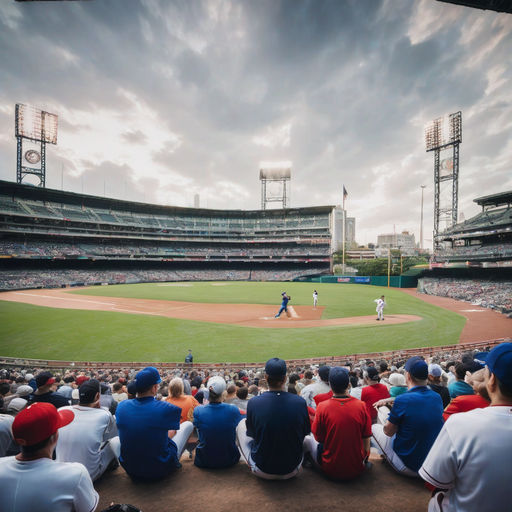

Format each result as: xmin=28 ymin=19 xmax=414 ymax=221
xmin=21 ymin=435 xmax=53 ymax=454
xmin=454 ymin=362 xmax=466 ymax=380
xmin=208 ymin=389 xmax=222 ymax=403
xmin=63 ymin=376 xmax=75 ymax=384
xmin=304 ymin=371 xmax=314 ymax=380
xmin=226 ymin=384 xmax=236 ymax=394
xmin=0 ymin=383 xmax=10 ymax=395
xmin=379 ymin=362 xmax=388 ymax=373
xmin=267 ymin=376 xmax=285 ymax=388
xmin=236 ymin=386 xmax=248 ymax=400
xmin=497 ymin=377 xmax=512 ymax=399
xmin=287 ymin=384 xmax=298 ymax=394
xmin=349 ymin=376 xmax=359 ymax=388
xmin=248 ymin=385 xmax=259 ymax=396
xmin=331 ymin=381 xmax=348 ymax=395
xmin=289 ymin=373 xmax=300 ymax=384
xmin=113 ymin=382 xmax=123 ymax=392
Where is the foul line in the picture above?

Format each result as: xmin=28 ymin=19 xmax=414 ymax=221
xmin=14 ymin=292 xmax=116 ymax=307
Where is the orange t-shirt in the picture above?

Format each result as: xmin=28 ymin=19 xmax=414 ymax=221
xmin=166 ymin=395 xmax=200 ymax=423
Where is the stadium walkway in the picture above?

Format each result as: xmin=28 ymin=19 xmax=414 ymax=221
xmin=94 ymin=454 xmax=430 ymax=512
xmin=401 ymin=289 xmax=512 ymax=343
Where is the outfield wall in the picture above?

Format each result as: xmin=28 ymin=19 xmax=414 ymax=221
xmin=295 ymin=275 xmax=418 ymax=288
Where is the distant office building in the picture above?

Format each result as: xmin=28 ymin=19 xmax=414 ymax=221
xmin=332 ymin=206 xmax=356 ymax=252
xmin=376 ymin=231 xmax=416 ymax=256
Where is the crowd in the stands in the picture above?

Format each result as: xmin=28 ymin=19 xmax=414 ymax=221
xmin=0 ymin=268 xmax=327 ymax=290
xmin=419 ymin=277 xmax=512 ymax=314
xmin=0 ymin=342 xmax=511 ymax=512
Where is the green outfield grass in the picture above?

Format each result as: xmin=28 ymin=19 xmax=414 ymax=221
xmin=0 ymin=282 xmax=466 ymax=363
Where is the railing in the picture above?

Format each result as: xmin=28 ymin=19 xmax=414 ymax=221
xmin=1 ymin=338 xmax=508 ymax=372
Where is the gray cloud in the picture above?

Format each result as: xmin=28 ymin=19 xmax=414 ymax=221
xmin=0 ymin=0 xmax=511 ymax=245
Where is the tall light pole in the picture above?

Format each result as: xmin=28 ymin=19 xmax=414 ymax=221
xmin=420 ymin=185 xmax=426 ymax=250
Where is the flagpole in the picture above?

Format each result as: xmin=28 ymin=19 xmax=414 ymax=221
xmin=342 ymin=186 xmax=346 ymax=275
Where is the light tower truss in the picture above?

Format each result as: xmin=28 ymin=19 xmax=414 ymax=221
xmin=425 ymin=111 xmax=462 ymax=250
xmin=15 ymin=103 xmax=58 ymax=187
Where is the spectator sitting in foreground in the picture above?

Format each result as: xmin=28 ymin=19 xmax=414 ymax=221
xmin=115 ymin=367 xmax=193 ymax=480
xmin=0 ymin=402 xmax=98 ymax=512
xmin=419 ymin=343 xmax=512 ymax=512
xmin=360 ymin=367 xmax=390 ymax=423
xmin=304 ymin=367 xmax=371 ymax=480
xmin=301 ymin=366 xmax=331 ymax=408
xmin=236 ymin=358 xmax=310 ymax=480
xmin=231 ymin=385 xmax=250 ymax=411
xmin=372 ymin=356 xmax=444 ymax=477
xmin=448 ymin=362 xmax=474 ymax=399
xmin=388 ymin=373 xmax=408 ymax=398
xmin=224 ymin=384 xmax=238 ymax=404
xmin=443 ymin=368 xmax=490 ymax=421
xmin=193 ymin=376 xmax=243 ymax=469
xmin=112 ymin=382 xmax=128 ymax=403
xmin=166 ymin=377 xmax=199 ymax=423
xmin=28 ymin=371 xmax=69 ymax=409
xmin=427 ymin=364 xmax=451 ymax=409
xmin=56 ymin=379 xmax=120 ymax=481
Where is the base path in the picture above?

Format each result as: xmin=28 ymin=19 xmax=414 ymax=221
xmin=0 ymin=288 xmax=421 ymax=329
xmin=400 ymin=289 xmax=512 ymax=343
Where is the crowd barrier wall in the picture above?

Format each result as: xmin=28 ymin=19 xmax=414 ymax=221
xmin=1 ymin=338 xmax=508 ymax=372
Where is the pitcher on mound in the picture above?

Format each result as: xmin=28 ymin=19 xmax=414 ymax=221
xmin=275 ymin=293 xmax=291 ymax=318
xmin=374 ymin=295 xmax=386 ymax=321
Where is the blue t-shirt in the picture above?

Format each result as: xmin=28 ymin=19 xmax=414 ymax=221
xmin=193 ymin=402 xmax=243 ymax=469
xmin=448 ymin=380 xmax=474 ymax=399
xmin=115 ymin=396 xmax=181 ymax=479
xmin=246 ymin=391 xmax=310 ymax=475
xmin=388 ymin=386 xmax=444 ymax=472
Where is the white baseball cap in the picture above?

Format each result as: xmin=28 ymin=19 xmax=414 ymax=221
xmin=207 ymin=376 xmax=226 ymax=396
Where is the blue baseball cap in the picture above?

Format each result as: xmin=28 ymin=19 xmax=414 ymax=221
xmin=404 ymin=356 xmax=428 ymax=380
xmin=475 ymin=343 xmax=512 ymax=387
xmin=135 ymin=366 xmax=161 ymax=391
xmin=329 ymin=366 xmax=349 ymax=391
xmin=265 ymin=358 xmax=287 ymax=378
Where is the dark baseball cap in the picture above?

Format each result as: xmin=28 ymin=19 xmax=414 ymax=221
xmin=265 ymin=358 xmax=287 ymax=378
xmin=329 ymin=367 xmax=349 ymax=391
xmin=79 ymin=378 xmax=101 ymax=404
xmin=404 ymin=356 xmax=428 ymax=380
xmin=318 ymin=365 xmax=331 ymax=382
xmin=35 ymin=371 xmax=55 ymax=388
xmin=135 ymin=366 xmax=161 ymax=391
xmin=475 ymin=343 xmax=512 ymax=387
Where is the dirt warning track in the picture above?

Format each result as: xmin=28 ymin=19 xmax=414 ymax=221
xmin=0 ymin=288 xmax=421 ymax=329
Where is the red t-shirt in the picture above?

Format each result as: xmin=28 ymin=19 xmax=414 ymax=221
xmin=360 ymin=383 xmax=390 ymax=420
xmin=312 ymin=397 xmax=371 ymax=480
xmin=443 ymin=394 xmax=490 ymax=421
xmin=314 ymin=390 xmax=333 ymax=407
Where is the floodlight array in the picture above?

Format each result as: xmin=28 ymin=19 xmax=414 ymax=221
xmin=425 ymin=118 xmax=442 ymax=151
xmin=15 ymin=103 xmax=58 ymax=144
xmin=449 ymin=111 xmax=462 ymax=144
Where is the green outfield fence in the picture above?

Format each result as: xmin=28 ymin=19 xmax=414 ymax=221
xmin=296 ymin=275 xmax=418 ymax=288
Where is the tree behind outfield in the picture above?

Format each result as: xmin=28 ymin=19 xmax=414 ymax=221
xmin=345 ymin=257 xmax=428 ymax=276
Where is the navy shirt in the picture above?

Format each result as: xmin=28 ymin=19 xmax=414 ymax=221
xmin=28 ymin=391 xmax=69 ymax=409
xmin=116 ymin=396 xmax=181 ymax=480
xmin=388 ymin=386 xmax=444 ymax=472
xmin=193 ymin=402 xmax=243 ymax=469
xmin=246 ymin=390 xmax=310 ymax=475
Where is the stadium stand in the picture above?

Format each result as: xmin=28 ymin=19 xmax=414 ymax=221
xmin=0 ymin=180 xmax=333 ymax=290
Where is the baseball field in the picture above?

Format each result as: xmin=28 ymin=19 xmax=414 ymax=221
xmin=0 ymin=281 xmax=467 ymax=363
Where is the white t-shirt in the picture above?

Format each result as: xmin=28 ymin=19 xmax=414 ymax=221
xmin=419 ymin=405 xmax=512 ymax=512
xmin=0 ymin=457 xmax=98 ymax=512
xmin=56 ymin=405 xmax=117 ymax=481
xmin=0 ymin=414 xmax=15 ymax=457
xmin=300 ymin=381 xmax=330 ymax=408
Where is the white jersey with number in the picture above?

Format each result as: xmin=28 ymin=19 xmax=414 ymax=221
xmin=419 ymin=406 xmax=512 ymax=512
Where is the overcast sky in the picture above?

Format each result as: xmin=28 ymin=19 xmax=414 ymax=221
xmin=1 ymin=0 xmax=511 ymax=246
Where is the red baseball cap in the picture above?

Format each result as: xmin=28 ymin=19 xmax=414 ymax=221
xmin=75 ymin=376 xmax=90 ymax=386
xmin=12 ymin=402 xmax=74 ymax=446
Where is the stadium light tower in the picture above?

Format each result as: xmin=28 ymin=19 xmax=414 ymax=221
xmin=425 ymin=111 xmax=462 ymax=251
xmin=15 ymin=103 xmax=58 ymax=187
xmin=259 ymin=162 xmax=291 ymax=210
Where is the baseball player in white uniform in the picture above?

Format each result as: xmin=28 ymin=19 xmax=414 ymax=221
xmin=313 ymin=290 xmax=318 ymax=307
xmin=374 ymin=295 xmax=386 ymax=321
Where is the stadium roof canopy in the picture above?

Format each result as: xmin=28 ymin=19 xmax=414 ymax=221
xmin=474 ymin=190 xmax=512 ymax=208
xmin=436 ymin=0 xmax=512 ymax=13
xmin=0 ymin=180 xmax=334 ymax=218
